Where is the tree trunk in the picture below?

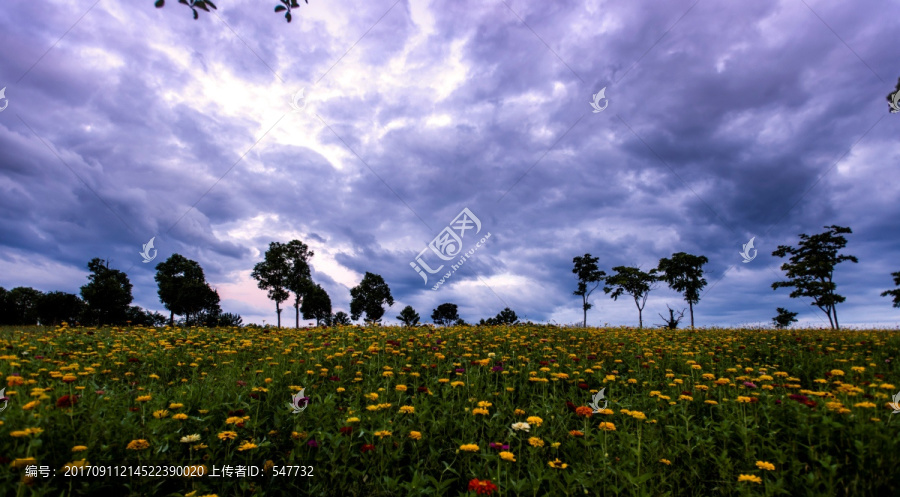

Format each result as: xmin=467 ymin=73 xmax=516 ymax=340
xmin=689 ymin=302 xmax=694 ymax=329
xmin=832 ymin=306 xmax=840 ymax=330
xmin=582 ymin=298 xmax=587 ymax=328
xmin=276 ymin=301 xmax=282 ymax=328
xmin=169 ymin=311 xmax=174 ymax=328
xmin=295 ymin=302 xmax=300 ymax=329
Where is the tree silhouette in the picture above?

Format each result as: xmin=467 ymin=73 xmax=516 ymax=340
xmin=330 ymin=311 xmax=352 ymax=326
xmin=251 ymin=242 xmax=292 ymax=328
xmin=155 ymin=254 xmax=219 ymax=326
xmin=572 ymin=253 xmax=606 ymax=328
xmin=349 ymin=272 xmax=394 ymax=324
xmin=284 ymin=240 xmax=315 ymax=329
xmin=396 ymin=305 xmax=420 ymax=327
xmin=431 ymin=303 xmax=459 ymax=326
xmin=655 ymin=252 xmax=708 ymax=329
xmin=37 ymin=291 xmax=85 ymax=326
xmin=772 ymin=225 xmax=857 ymax=330
xmin=881 ymin=271 xmax=900 ymax=307
xmin=479 ymin=307 xmax=518 ymax=326
xmin=80 ymin=258 xmax=134 ymax=326
xmin=604 ymin=266 xmax=659 ymax=329
xmin=301 ymin=283 xmax=332 ymax=326
xmin=772 ymin=307 xmax=798 ymax=329
xmin=153 ymin=0 xmax=310 ymax=23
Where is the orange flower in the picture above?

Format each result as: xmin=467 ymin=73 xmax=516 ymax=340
xmin=575 ymin=406 xmax=593 ymax=417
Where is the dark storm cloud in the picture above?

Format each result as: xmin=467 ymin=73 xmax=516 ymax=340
xmin=0 ymin=0 xmax=897 ymax=327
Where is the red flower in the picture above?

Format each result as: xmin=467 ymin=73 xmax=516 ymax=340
xmin=129 ymin=407 xmax=139 ymax=412
xmin=360 ymin=444 xmax=375 ymax=453
xmin=577 ymin=383 xmax=589 ymax=390
xmin=468 ymin=479 xmax=498 ymax=495
xmin=56 ymin=395 xmax=78 ymax=408
xmin=340 ymin=427 xmax=353 ymax=435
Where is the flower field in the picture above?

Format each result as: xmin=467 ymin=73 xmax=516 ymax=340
xmin=1 ymin=323 xmax=899 ymax=496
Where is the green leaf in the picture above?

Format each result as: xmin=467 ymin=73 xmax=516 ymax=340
xmin=275 ymin=5 xmax=286 ymax=12
xmin=205 ymin=0 xmax=216 ymax=9
xmin=192 ymin=9 xmax=198 ymax=19
xmin=286 ymin=12 xmax=292 ymax=22
xmin=154 ymin=0 xmax=165 ymax=7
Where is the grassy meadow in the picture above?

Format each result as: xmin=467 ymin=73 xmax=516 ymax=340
xmin=1 ymin=323 xmax=899 ymax=496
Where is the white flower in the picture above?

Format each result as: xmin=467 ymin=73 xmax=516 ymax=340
xmin=511 ymin=422 xmax=531 ymax=432
xmin=180 ymin=434 xmax=202 ymax=443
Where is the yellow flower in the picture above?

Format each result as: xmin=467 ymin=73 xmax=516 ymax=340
xmin=705 ymin=400 xmax=718 ymax=405
xmin=472 ymin=407 xmax=489 ymax=416
xmin=337 ymin=387 xmax=346 ymax=393
xmin=548 ymin=458 xmax=568 ymax=469
xmin=851 ymin=366 xmax=865 ymax=373
xmin=569 ymin=430 xmax=584 ymax=437
xmin=526 ymin=416 xmax=543 ymax=427
xmin=169 ymin=403 xmax=184 ymax=409
xmin=375 ymin=430 xmax=392 ymax=438
xmin=598 ymin=422 xmax=616 ymax=431
xmin=10 ymin=431 xmax=29 ymax=438
xmin=153 ymin=409 xmax=169 ymax=418
xmin=217 ymin=431 xmax=238 ymax=440
xmin=395 ymin=385 xmax=407 ymax=392
xmin=198 ymin=410 xmax=209 ymax=414
xmin=347 ymin=417 xmax=360 ymax=423
xmin=528 ymin=437 xmax=545 ymax=447
xmin=459 ymin=444 xmax=480 ymax=452
xmin=365 ymin=393 xmax=378 ymax=401
xmin=126 ymin=439 xmax=150 ymax=451
xmin=23 ymin=400 xmax=40 ymax=410
xmin=736 ymin=396 xmax=753 ymax=403
xmin=136 ymin=395 xmax=151 ymax=402
xmin=180 ymin=434 xmax=201 ymax=443
xmin=500 ymin=451 xmax=516 ymax=462
xmin=62 ymin=374 xmax=77 ymax=383
xmin=514 ymin=408 xmax=526 ymax=416
xmin=756 ymin=461 xmax=775 ymax=471
xmin=829 ymin=369 xmax=844 ymax=376
xmin=854 ymin=402 xmax=876 ymax=409
xmin=679 ymin=395 xmax=693 ymax=402
xmin=551 ymin=442 xmax=561 ymax=448
xmin=237 ymin=441 xmax=258 ymax=451
xmin=409 ymin=431 xmax=422 ymax=440
xmin=630 ymin=411 xmax=647 ymax=420
xmin=173 ymin=413 xmax=188 ymax=420
xmin=225 ymin=416 xmax=245 ymax=424
xmin=71 ymin=445 xmax=88 ymax=452
xmin=400 ymin=405 xmax=415 ymax=414
xmin=11 ymin=457 xmax=37 ymax=469
xmin=477 ymin=401 xmax=493 ymax=408
xmin=660 ymin=459 xmax=672 ymax=465
xmin=450 ymin=381 xmax=465 ymax=388
xmin=738 ymin=474 xmax=762 ymax=484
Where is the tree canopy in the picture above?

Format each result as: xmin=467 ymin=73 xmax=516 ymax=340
xmin=572 ymin=253 xmax=606 ymax=328
xmin=349 ymin=272 xmax=394 ymax=323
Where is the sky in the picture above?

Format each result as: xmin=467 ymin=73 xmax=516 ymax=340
xmin=1 ymin=0 xmax=898 ymax=328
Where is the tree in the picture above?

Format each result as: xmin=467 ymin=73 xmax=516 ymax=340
xmin=431 ymin=303 xmax=460 ymax=326
xmin=4 ymin=287 xmax=43 ymax=325
xmin=153 ymin=0 xmax=310 ymax=23
xmin=284 ymin=240 xmax=315 ymax=329
xmin=454 ymin=318 xmax=468 ymax=326
xmin=656 ymin=305 xmax=685 ymax=330
xmin=572 ymin=253 xmax=607 ymax=328
xmin=251 ymin=242 xmax=292 ymax=328
xmin=604 ymin=266 xmax=659 ymax=328
xmin=881 ymin=271 xmax=900 ymax=308
xmin=301 ymin=283 xmax=332 ymax=326
xmin=37 ymin=291 xmax=85 ymax=326
xmin=349 ymin=272 xmax=394 ymax=324
xmin=655 ymin=252 xmax=708 ymax=328
xmin=155 ymin=254 xmax=220 ymax=326
xmin=396 ymin=305 xmax=420 ymax=327
xmin=125 ymin=306 xmax=169 ymax=327
xmin=330 ymin=311 xmax=352 ymax=326
xmin=80 ymin=258 xmax=134 ymax=326
xmin=479 ymin=307 xmax=519 ymax=326
xmin=772 ymin=225 xmax=858 ymax=330
xmin=772 ymin=307 xmax=798 ymax=329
